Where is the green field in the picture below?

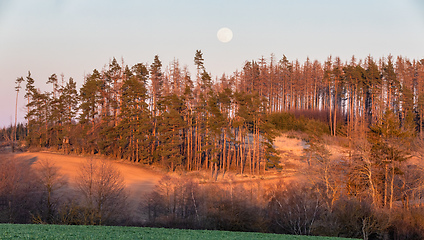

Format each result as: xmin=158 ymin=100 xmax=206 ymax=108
xmin=0 ymin=224 xmax=358 ymax=240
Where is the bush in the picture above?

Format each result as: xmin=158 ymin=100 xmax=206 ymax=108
xmin=314 ymin=197 xmax=387 ymax=239
xmin=145 ymin=176 xmax=266 ymax=232
xmin=265 ymin=181 xmax=324 ymax=235
xmin=0 ymin=156 xmax=43 ymax=223
xmin=386 ymin=207 xmax=424 ymax=240
xmin=75 ymin=158 xmax=128 ymax=225
xmin=144 ymin=176 xmax=200 ymax=228
xmin=269 ymin=111 xmax=330 ymax=136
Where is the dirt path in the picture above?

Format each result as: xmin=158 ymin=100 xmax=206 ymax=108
xmin=13 ymin=152 xmax=164 ymax=200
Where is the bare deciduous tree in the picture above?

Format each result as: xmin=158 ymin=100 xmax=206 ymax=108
xmin=266 ymin=181 xmax=323 ymax=235
xmin=0 ymin=157 xmax=42 ymax=223
xmin=34 ymin=158 xmax=67 ymax=223
xmin=76 ymin=158 xmax=127 ymax=225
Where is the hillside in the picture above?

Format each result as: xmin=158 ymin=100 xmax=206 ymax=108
xmin=14 ymin=151 xmax=164 ymax=199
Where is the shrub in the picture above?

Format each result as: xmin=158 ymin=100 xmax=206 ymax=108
xmin=265 ymin=181 xmax=324 ymax=235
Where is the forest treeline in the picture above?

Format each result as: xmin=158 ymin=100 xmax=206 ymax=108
xmin=12 ymin=52 xmax=424 ymax=172
xmin=18 ymin=51 xmax=282 ymax=176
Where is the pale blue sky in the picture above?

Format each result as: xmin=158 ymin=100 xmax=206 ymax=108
xmin=1 ymin=0 xmax=423 ymax=127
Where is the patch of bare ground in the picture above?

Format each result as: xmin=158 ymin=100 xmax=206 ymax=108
xmin=9 ymin=152 xmax=164 ymax=202
xmin=274 ymin=134 xmax=308 ymax=171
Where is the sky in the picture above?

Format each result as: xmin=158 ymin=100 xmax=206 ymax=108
xmin=1 ymin=0 xmax=424 ymax=128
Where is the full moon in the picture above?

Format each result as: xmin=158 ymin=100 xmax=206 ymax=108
xmin=217 ymin=27 xmax=233 ymax=43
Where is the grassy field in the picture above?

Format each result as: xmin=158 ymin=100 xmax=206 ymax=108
xmin=0 ymin=224 xmax=359 ymax=240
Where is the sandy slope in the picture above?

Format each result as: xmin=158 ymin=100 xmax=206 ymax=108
xmin=7 ymin=135 xmax=313 ymax=199
xmin=274 ymin=135 xmax=308 ymax=170
xmin=13 ymin=152 xmax=164 ymax=200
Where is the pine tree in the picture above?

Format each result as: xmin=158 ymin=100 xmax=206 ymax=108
xmin=278 ymin=55 xmax=292 ymax=110
xmin=13 ymin=76 xmax=24 ymax=152
xmin=365 ymin=56 xmax=382 ymax=124
xmin=181 ymin=68 xmax=195 ymax=170
xmin=150 ymin=55 xmax=163 ymax=163
xmin=369 ymin=110 xmax=413 ymax=208
xmin=79 ymin=69 xmax=102 ymax=154
xmin=23 ymin=71 xmax=52 ymax=148
xmin=60 ymin=77 xmax=78 ymax=153
xmin=382 ymin=55 xmax=400 ymax=111
xmin=157 ymin=94 xmax=186 ymax=171
xmin=192 ymin=50 xmax=210 ymax=171
xmin=217 ymin=86 xmax=233 ymax=173
xmin=107 ymin=57 xmax=122 ymax=127
xmin=194 ymin=50 xmax=205 ymax=78
xmin=233 ymin=91 xmax=252 ymax=174
xmin=99 ymin=58 xmax=123 ymax=157
xmin=25 ymin=71 xmax=36 ymax=137
xmin=118 ymin=64 xmax=151 ymax=162
xmin=46 ymin=73 xmax=61 ymax=149
xmin=26 ymin=89 xmax=50 ymax=148
xmin=206 ymin=92 xmax=226 ymax=178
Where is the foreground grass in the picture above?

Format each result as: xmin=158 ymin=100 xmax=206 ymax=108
xmin=0 ymin=224 xmax=358 ymax=240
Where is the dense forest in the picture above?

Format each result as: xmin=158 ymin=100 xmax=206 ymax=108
xmin=13 ymin=52 xmax=424 ymax=170
xmin=2 ymin=52 xmax=424 ymax=238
